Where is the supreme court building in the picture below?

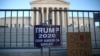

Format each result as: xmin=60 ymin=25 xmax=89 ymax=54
xmin=0 ymin=0 xmax=93 ymax=28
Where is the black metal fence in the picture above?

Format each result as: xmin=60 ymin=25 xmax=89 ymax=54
xmin=49 ymin=9 xmax=100 ymax=50
xmin=0 ymin=9 xmax=100 ymax=50
xmin=0 ymin=9 xmax=42 ymax=49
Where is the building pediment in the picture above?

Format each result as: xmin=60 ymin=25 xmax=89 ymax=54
xmin=30 ymin=0 xmax=70 ymax=5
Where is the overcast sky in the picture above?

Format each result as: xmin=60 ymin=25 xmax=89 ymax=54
xmin=0 ymin=0 xmax=100 ymax=10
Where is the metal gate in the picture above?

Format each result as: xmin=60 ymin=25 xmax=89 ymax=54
xmin=0 ymin=9 xmax=100 ymax=56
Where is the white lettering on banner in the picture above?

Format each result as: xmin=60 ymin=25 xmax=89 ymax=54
xmin=56 ymin=28 xmax=59 ymax=32
xmin=36 ymin=28 xmax=42 ymax=33
xmin=41 ymin=43 xmax=53 ymax=46
xmin=43 ymin=39 xmax=55 ymax=42
xmin=36 ymin=39 xmax=60 ymax=43
xmin=38 ymin=34 xmax=56 ymax=38
xmin=35 ymin=28 xmax=60 ymax=33
xmin=43 ymin=39 xmax=60 ymax=42
xmin=48 ymin=28 xmax=54 ymax=33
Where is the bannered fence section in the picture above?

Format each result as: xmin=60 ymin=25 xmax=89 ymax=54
xmin=0 ymin=9 xmax=100 ymax=50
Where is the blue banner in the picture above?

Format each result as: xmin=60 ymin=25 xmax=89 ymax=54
xmin=34 ymin=25 xmax=61 ymax=48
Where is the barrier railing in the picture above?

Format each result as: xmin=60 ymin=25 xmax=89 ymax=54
xmin=0 ymin=9 xmax=100 ymax=50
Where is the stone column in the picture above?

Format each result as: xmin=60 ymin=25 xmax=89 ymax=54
xmin=46 ymin=8 xmax=49 ymax=24
xmin=62 ymin=8 xmax=65 ymax=27
xmin=31 ymin=7 xmax=34 ymax=26
xmin=36 ymin=7 xmax=40 ymax=25
xmin=57 ymin=8 xmax=60 ymax=25
xmin=42 ymin=7 xmax=44 ymax=24
xmin=52 ymin=8 xmax=55 ymax=25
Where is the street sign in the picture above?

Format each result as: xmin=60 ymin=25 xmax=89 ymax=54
xmin=67 ymin=32 xmax=92 ymax=56
xmin=34 ymin=25 xmax=61 ymax=48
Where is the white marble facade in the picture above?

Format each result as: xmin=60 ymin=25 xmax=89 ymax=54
xmin=0 ymin=0 xmax=94 ymax=27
